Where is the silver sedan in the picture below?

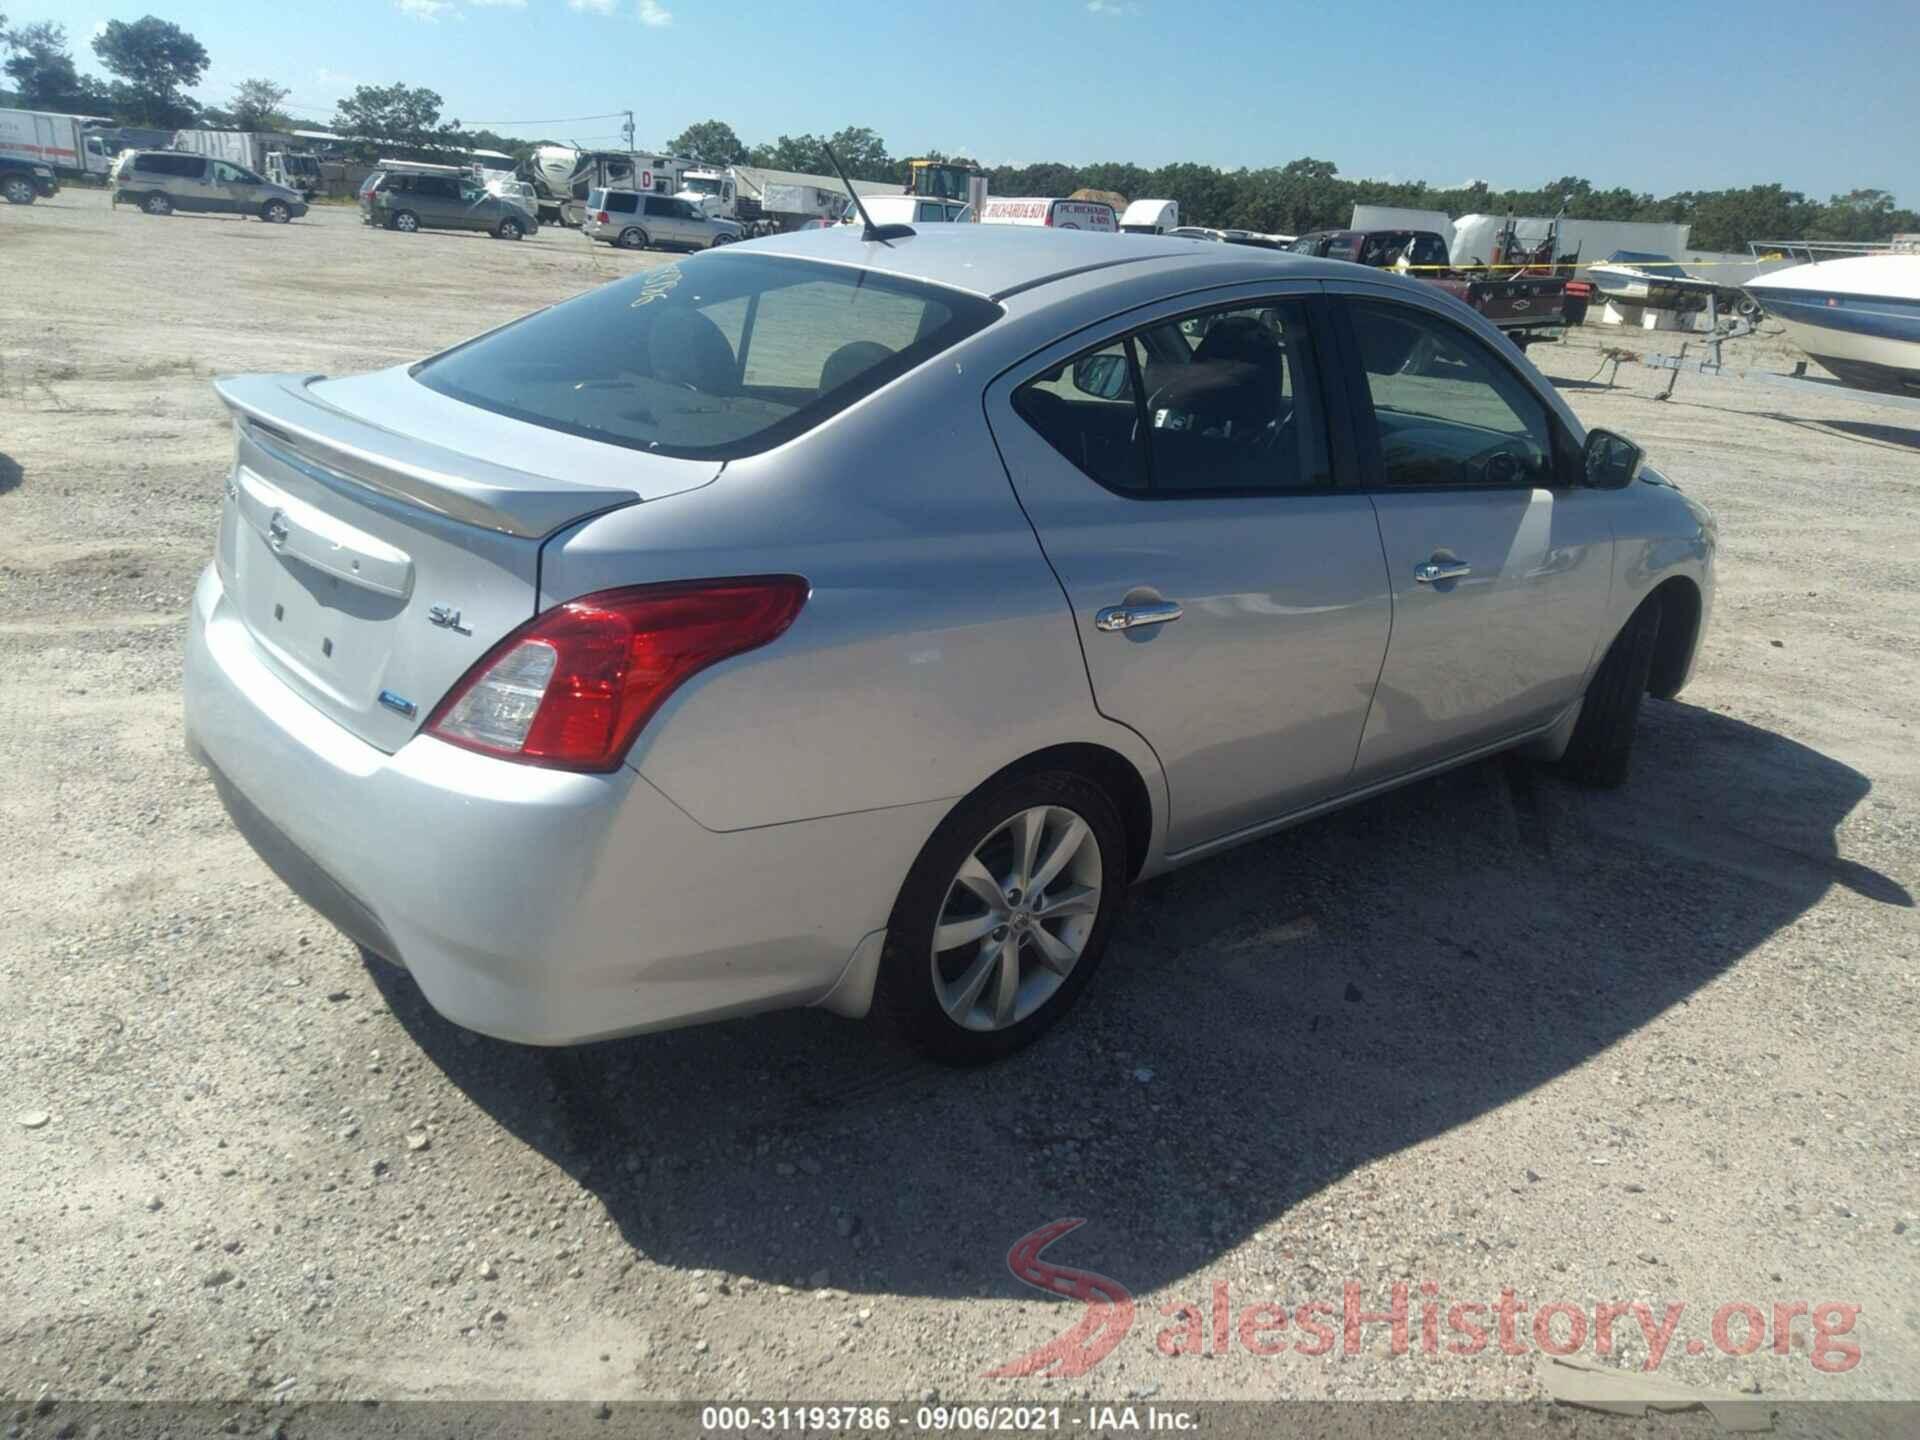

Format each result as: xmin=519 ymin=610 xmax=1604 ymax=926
xmin=183 ymin=227 xmax=1716 ymax=1063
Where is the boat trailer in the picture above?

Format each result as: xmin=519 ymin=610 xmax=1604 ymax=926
xmin=1645 ymin=293 xmax=1920 ymax=416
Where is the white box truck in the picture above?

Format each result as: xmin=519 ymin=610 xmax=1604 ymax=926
xmin=1 ymin=107 xmax=113 ymax=203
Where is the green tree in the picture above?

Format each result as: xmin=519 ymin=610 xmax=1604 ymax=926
xmin=667 ymin=118 xmax=746 ymax=165
xmin=748 ymin=132 xmax=824 ymax=172
xmin=230 ymin=76 xmax=291 ymax=132
xmin=92 ymin=15 xmax=208 ymax=126
xmin=1079 ymin=161 xmax=1152 ymax=202
xmin=334 ymin=82 xmax=446 ymax=156
xmin=824 ymin=125 xmax=889 ymax=179
xmin=3 ymin=19 xmax=112 ymax=113
xmin=449 ymin=126 xmax=533 ymax=163
xmin=1678 ymin=184 xmax=1817 ymax=252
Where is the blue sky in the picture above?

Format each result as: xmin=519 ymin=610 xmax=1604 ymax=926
xmin=28 ymin=0 xmax=1920 ymax=201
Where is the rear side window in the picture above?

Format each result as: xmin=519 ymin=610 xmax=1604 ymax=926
xmin=608 ymin=192 xmax=639 ymax=213
xmin=413 ymin=251 xmax=1001 ymax=460
xmin=1014 ymin=299 xmax=1329 ymax=497
xmin=137 ymin=153 xmax=202 ymax=178
xmin=643 ymin=195 xmax=672 ymax=216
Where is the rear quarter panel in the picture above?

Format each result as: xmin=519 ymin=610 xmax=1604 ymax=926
xmin=538 ymin=329 xmax=1168 ymax=840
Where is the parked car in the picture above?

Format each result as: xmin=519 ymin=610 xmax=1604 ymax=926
xmin=183 ymin=229 xmax=1714 ymax=1063
xmin=360 ymin=166 xmax=537 ymax=240
xmin=842 ymin=194 xmax=973 ymax=226
xmin=581 ymin=187 xmax=741 ymax=251
xmin=111 ymin=150 xmax=308 ymax=222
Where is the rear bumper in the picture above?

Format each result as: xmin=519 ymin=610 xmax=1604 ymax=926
xmin=183 ymin=563 xmax=940 ymax=1044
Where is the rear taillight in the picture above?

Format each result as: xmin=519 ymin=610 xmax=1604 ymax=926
xmin=425 ymin=577 xmax=808 ymax=772
xmin=595 ymin=210 xmax=609 ymax=223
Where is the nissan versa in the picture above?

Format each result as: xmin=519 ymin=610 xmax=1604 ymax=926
xmin=183 ymin=227 xmax=1715 ymax=1063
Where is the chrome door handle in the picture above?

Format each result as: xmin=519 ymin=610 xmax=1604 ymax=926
xmin=1414 ymin=559 xmax=1472 ymax=584
xmin=1095 ymin=600 xmax=1184 ymax=632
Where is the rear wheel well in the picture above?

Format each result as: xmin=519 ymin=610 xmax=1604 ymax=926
xmin=1645 ymin=576 xmax=1702 ymax=699
xmin=989 ymin=743 xmax=1154 ymax=881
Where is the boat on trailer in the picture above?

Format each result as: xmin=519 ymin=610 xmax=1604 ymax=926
xmin=1743 ymin=254 xmax=1920 ymax=396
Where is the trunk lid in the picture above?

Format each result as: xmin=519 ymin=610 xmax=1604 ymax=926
xmin=211 ymin=370 xmax=721 ymax=753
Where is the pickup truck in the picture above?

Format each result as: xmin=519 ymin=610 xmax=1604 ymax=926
xmin=1288 ymin=227 xmax=1568 ymax=349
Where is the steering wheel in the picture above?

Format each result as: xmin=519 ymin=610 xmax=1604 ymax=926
xmin=1461 ymin=441 xmax=1525 ymax=485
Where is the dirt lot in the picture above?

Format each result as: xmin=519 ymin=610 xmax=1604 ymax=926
xmin=2 ymin=190 xmax=1916 ymax=1412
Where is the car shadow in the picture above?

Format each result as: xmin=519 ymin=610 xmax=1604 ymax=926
xmin=1765 ymin=414 xmax=1920 ymax=453
xmin=0 ymin=453 xmax=22 ymax=495
xmin=369 ymin=700 xmax=1907 ymax=1301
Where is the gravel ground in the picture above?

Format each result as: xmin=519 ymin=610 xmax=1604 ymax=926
xmin=1 ymin=190 xmax=1916 ymax=1412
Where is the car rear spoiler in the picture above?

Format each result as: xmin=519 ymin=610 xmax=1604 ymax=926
xmin=212 ymin=372 xmax=642 ymax=539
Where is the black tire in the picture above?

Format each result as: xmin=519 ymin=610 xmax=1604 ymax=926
xmin=261 ymin=199 xmax=291 ymax=224
xmin=710 ymin=232 xmax=734 ymax=247
xmin=2 ymin=175 xmax=35 ymax=205
xmin=617 ymin=226 xmax=646 ymax=250
xmin=390 ymin=209 xmax=419 ymax=234
xmin=496 ymin=217 xmax=523 ymax=241
xmin=1556 ymin=600 xmax=1662 ymax=788
xmin=873 ymin=769 xmax=1127 ymax=1065
xmin=143 ymin=192 xmax=172 ymax=216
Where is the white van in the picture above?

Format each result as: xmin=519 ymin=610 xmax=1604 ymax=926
xmin=978 ymin=197 xmax=1117 ymax=232
xmin=1119 ymin=199 xmax=1179 ymax=234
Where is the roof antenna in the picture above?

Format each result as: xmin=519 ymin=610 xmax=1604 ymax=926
xmin=824 ymin=141 xmax=914 ymax=244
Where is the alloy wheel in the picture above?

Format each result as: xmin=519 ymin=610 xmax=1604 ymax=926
xmin=930 ymin=805 xmax=1102 ymax=1032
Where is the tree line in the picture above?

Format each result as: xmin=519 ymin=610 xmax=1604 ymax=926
xmin=3 ymin=15 xmax=1913 ymax=254
xmin=664 ymin=120 xmax=1918 ymax=255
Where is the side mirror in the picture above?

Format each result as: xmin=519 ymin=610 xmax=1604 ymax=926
xmin=1072 ymin=352 xmax=1131 ymax=401
xmin=1584 ymin=428 xmax=1644 ymax=488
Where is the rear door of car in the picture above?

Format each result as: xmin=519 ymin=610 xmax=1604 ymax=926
xmin=176 ymin=154 xmax=216 ymax=210
xmin=144 ymin=153 xmax=210 ymax=208
xmin=984 ymin=282 xmax=1394 ymax=855
xmin=603 ymin=190 xmax=638 ymax=237
xmin=421 ymin=175 xmax=467 ymax=227
xmin=1324 ymin=284 xmax=1613 ymax=781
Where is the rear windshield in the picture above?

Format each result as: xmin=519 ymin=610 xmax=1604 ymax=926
xmin=412 ymin=252 xmax=1001 ymax=460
